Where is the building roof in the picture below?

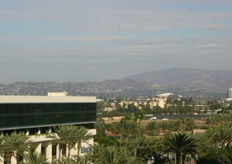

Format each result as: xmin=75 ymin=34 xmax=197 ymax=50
xmin=156 ymin=93 xmax=173 ymax=97
xmin=225 ymin=98 xmax=232 ymax=101
xmin=0 ymin=95 xmax=96 ymax=103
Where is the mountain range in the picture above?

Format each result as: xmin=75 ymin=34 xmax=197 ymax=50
xmin=0 ymin=68 xmax=231 ymax=98
xmin=123 ymin=68 xmax=232 ymax=93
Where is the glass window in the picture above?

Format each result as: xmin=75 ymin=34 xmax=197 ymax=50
xmin=0 ymin=103 xmax=96 ymax=130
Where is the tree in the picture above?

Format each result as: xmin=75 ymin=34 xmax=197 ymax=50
xmin=163 ymin=133 xmax=197 ymax=164
xmin=54 ymin=153 xmax=92 ymax=164
xmin=94 ymin=120 xmax=112 ymax=140
xmin=92 ymin=145 xmax=140 ymax=164
xmin=0 ymin=135 xmax=5 ymax=164
xmin=146 ymin=121 xmax=160 ymax=136
xmin=144 ymin=102 xmax=151 ymax=111
xmin=135 ymin=126 xmax=147 ymax=143
xmin=178 ymin=117 xmax=195 ymax=132
xmin=159 ymin=121 xmax=172 ymax=134
xmin=127 ymin=103 xmax=139 ymax=111
xmin=48 ymin=125 xmax=93 ymax=158
xmin=54 ymin=157 xmax=76 ymax=164
xmin=227 ymin=103 xmax=232 ymax=111
xmin=2 ymin=132 xmax=31 ymax=164
xmin=0 ymin=135 xmax=4 ymax=157
xmin=75 ymin=126 xmax=93 ymax=156
xmin=121 ymin=114 xmax=135 ymax=121
xmin=19 ymin=152 xmax=48 ymax=164
xmin=135 ymin=137 xmax=167 ymax=164
xmin=116 ymin=120 xmax=138 ymax=138
xmin=73 ymin=154 xmax=92 ymax=164
xmin=48 ymin=125 xmax=77 ymax=159
xmin=193 ymin=133 xmax=213 ymax=158
xmin=206 ymin=124 xmax=232 ymax=148
xmin=97 ymin=102 xmax=107 ymax=111
xmin=134 ymin=109 xmax=145 ymax=125
xmin=197 ymin=147 xmax=232 ymax=164
xmin=115 ymin=102 xmax=122 ymax=110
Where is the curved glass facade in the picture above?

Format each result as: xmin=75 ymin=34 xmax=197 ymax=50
xmin=0 ymin=103 xmax=96 ymax=130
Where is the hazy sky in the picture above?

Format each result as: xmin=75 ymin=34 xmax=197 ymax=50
xmin=0 ymin=0 xmax=232 ymax=83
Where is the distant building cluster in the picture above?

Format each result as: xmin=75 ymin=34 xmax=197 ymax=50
xmin=101 ymin=88 xmax=232 ymax=112
xmin=121 ymin=93 xmax=172 ymax=109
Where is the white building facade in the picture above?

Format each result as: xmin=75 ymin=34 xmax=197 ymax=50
xmin=0 ymin=94 xmax=96 ymax=164
xmin=227 ymin=88 xmax=232 ymax=99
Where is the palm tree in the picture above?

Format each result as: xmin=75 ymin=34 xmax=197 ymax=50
xmin=19 ymin=152 xmax=48 ymax=164
xmin=75 ymin=126 xmax=93 ymax=156
xmin=116 ymin=120 xmax=138 ymax=138
xmin=129 ymin=137 xmax=167 ymax=164
xmin=178 ymin=118 xmax=195 ymax=132
xmin=134 ymin=109 xmax=145 ymax=125
xmin=163 ymin=133 xmax=197 ymax=164
xmin=146 ymin=121 xmax=160 ymax=136
xmin=121 ymin=114 xmax=135 ymax=121
xmin=2 ymin=132 xmax=31 ymax=164
xmin=48 ymin=125 xmax=77 ymax=159
xmin=54 ymin=157 xmax=76 ymax=164
xmin=159 ymin=121 xmax=171 ymax=134
xmin=206 ymin=124 xmax=232 ymax=148
xmin=92 ymin=145 xmax=140 ymax=164
xmin=54 ymin=154 xmax=92 ymax=164
xmin=136 ymin=126 xmax=147 ymax=143
xmin=95 ymin=120 xmax=113 ymax=140
xmin=0 ymin=135 xmax=4 ymax=163
xmin=73 ymin=154 xmax=92 ymax=164
xmin=0 ymin=135 xmax=4 ymax=153
xmin=193 ymin=132 xmax=213 ymax=157
xmin=197 ymin=147 xmax=232 ymax=164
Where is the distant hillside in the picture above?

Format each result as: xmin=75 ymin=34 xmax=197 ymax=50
xmin=0 ymin=68 xmax=230 ymax=98
xmin=123 ymin=68 xmax=232 ymax=93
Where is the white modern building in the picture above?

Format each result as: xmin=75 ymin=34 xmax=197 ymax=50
xmin=0 ymin=93 xmax=96 ymax=164
xmin=227 ymin=88 xmax=232 ymax=99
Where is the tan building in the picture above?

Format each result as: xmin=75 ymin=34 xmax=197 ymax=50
xmin=120 ymin=93 xmax=173 ymax=109
xmin=121 ymin=99 xmax=166 ymax=109
xmin=47 ymin=91 xmax=68 ymax=96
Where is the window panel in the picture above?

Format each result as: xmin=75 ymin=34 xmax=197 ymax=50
xmin=0 ymin=103 xmax=96 ymax=129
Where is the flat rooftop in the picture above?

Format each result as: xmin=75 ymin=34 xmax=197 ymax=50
xmin=0 ymin=95 xmax=96 ymax=103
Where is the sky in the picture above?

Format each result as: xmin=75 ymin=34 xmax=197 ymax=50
xmin=0 ymin=0 xmax=232 ymax=83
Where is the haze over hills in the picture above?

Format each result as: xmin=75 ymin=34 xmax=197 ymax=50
xmin=123 ymin=68 xmax=232 ymax=93
xmin=0 ymin=68 xmax=231 ymax=98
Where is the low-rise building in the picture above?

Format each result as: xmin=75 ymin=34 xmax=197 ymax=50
xmin=121 ymin=99 xmax=166 ymax=109
xmin=0 ymin=93 xmax=96 ymax=164
xmin=120 ymin=93 xmax=172 ymax=109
